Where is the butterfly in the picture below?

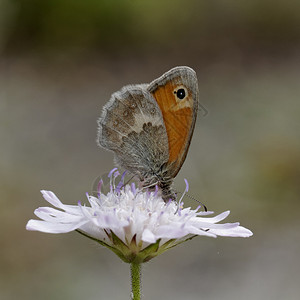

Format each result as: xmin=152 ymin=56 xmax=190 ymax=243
xmin=97 ymin=66 xmax=199 ymax=201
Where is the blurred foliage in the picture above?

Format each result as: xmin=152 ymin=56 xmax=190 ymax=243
xmin=1 ymin=0 xmax=300 ymax=56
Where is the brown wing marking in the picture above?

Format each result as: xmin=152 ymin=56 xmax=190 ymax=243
xmin=151 ymin=80 xmax=194 ymax=173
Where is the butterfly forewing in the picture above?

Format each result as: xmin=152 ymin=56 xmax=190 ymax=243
xmin=148 ymin=67 xmax=199 ymax=178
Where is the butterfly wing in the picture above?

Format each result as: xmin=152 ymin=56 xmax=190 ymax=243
xmin=97 ymin=85 xmax=169 ymax=182
xmin=148 ymin=66 xmax=199 ymax=178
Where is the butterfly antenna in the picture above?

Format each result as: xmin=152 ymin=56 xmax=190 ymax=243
xmin=118 ymin=174 xmax=136 ymax=190
xmin=175 ymin=190 xmax=208 ymax=212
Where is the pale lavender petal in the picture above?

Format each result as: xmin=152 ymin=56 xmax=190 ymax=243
xmin=184 ymin=226 xmax=217 ymax=237
xmin=154 ymin=225 xmax=191 ymax=239
xmin=196 ymin=211 xmax=230 ymax=223
xmin=210 ymin=226 xmax=253 ymax=237
xmin=189 ymin=221 xmax=240 ymax=230
xmin=87 ymin=196 xmax=101 ymax=210
xmin=34 ymin=213 xmax=82 ymax=224
xmin=155 ymin=224 xmax=216 ymax=239
xmin=41 ymin=190 xmax=80 ymax=214
xmin=196 ymin=211 xmax=215 ymax=216
xmin=26 ymin=219 xmax=88 ymax=233
xmin=142 ymin=229 xmax=157 ymax=243
xmin=41 ymin=190 xmax=64 ymax=208
xmin=78 ymin=223 xmax=111 ymax=242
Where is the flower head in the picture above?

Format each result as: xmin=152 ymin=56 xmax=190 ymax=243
xmin=26 ymin=170 xmax=252 ymax=263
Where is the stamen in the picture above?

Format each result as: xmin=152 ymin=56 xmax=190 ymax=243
xmin=112 ymin=170 xmax=120 ymax=191
xmin=97 ymin=179 xmax=103 ymax=198
xmin=195 ymin=205 xmax=201 ymax=213
xmin=116 ymin=170 xmax=127 ymax=193
xmin=157 ymin=210 xmax=164 ymax=221
xmin=78 ymin=200 xmax=91 ymax=218
xmin=154 ymin=185 xmax=159 ymax=197
xmin=176 ymin=178 xmax=189 ymax=213
xmin=108 ymin=168 xmax=118 ymax=192
xmin=184 ymin=178 xmax=189 ymax=192
xmin=131 ymin=182 xmax=136 ymax=194
xmin=177 ymin=206 xmax=182 ymax=216
xmin=108 ymin=168 xmax=118 ymax=178
xmin=165 ymin=198 xmax=172 ymax=210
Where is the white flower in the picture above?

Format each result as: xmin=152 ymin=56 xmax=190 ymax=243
xmin=26 ymin=171 xmax=252 ymax=263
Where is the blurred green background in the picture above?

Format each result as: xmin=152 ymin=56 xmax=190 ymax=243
xmin=1 ymin=0 xmax=300 ymax=299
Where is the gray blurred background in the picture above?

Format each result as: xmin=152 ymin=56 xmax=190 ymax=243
xmin=1 ymin=1 xmax=300 ymax=299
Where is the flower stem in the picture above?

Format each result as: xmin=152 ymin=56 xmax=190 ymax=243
xmin=130 ymin=262 xmax=141 ymax=300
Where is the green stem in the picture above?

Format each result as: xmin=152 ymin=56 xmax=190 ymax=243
xmin=130 ymin=263 xmax=141 ymax=300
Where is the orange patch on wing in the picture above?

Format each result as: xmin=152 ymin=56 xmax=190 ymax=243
xmin=152 ymin=81 xmax=194 ymax=168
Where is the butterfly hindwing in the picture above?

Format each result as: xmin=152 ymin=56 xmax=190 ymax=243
xmin=97 ymin=85 xmax=169 ymax=181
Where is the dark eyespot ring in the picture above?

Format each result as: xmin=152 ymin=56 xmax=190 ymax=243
xmin=176 ymin=88 xmax=186 ymax=100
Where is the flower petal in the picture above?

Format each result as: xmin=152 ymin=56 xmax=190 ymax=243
xmin=142 ymin=229 xmax=157 ymax=243
xmin=26 ymin=219 xmax=88 ymax=233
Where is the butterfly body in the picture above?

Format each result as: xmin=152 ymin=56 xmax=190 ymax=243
xmin=97 ymin=66 xmax=199 ymax=201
